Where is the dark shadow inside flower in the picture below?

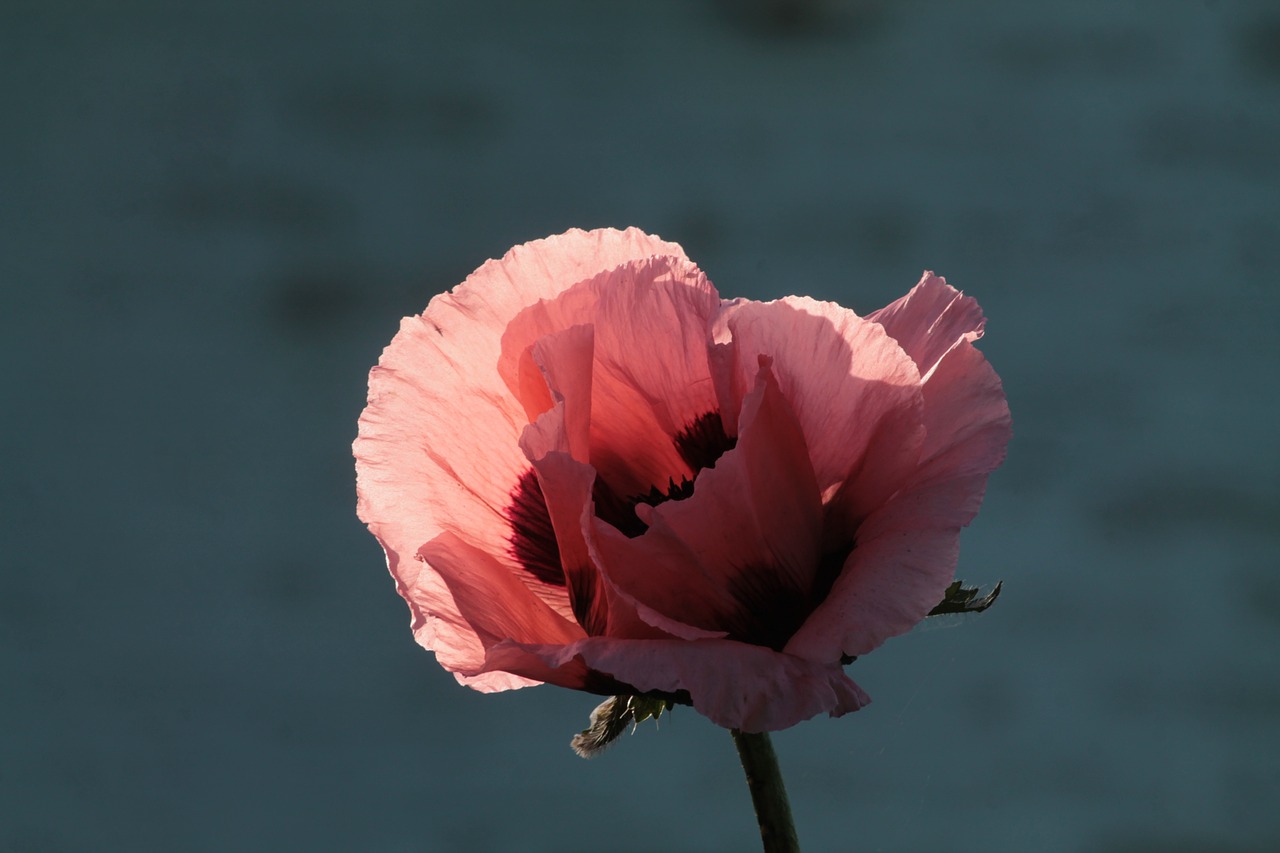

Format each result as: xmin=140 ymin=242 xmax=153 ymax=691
xmin=721 ymin=549 xmax=849 ymax=652
xmin=587 ymin=356 xmax=832 ymax=651
xmin=508 ymin=469 xmax=565 ymax=586
xmin=590 ymin=410 xmax=738 ymax=539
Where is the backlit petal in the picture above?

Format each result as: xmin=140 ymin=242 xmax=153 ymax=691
xmin=716 ymin=297 xmax=926 ymax=521
xmin=479 ymin=637 xmax=870 ymax=732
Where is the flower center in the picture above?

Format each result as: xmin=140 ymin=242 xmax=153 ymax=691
xmin=723 ymin=549 xmax=847 ymax=651
xmin=504 ymin=411 xmax=736 ymax=587
xmin=591 ymin=411 xmax=736 ymax=538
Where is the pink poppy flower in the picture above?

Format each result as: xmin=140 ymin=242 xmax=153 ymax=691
xmin=354 ymin=228 xmax=1010 ymax=733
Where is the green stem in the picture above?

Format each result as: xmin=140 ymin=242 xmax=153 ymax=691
xmin=731 ymin=729 xmax=801 ymax=853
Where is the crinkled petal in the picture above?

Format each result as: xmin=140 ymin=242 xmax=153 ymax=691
xmin=356 ymin=313 xmax=558 ymax=621
xmin=497 ymin=232 xmax=691 ymax=419
xmin=355 ymin=229 xmax=678 ymax=659
xmin=784 ymin=273 xmax=1010 ymax=662
xmin=479 ymin=637 xmax=870 ymax=732
xmin=865 ymin=271 xmax=1010 ymax=483
xmin=506 ymin=256 xmax=723 ymax=496
xmin=714 ymin=297 xmax=925 ymax=521
xmin=788 ymin=351 xmax=1008 ymax=661
xmin=786 ymin=360 xmax=1008 ymax=662
xmin=866 ymin=272 xmax=985 ymax=380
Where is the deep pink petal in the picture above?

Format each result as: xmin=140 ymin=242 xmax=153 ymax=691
xmin=787 ymin=285 xmax=1010 ymax=663
xmin=588 ymin=522 xmax=739 ymax=641
xmin=419 ymin=532 xmax=585 ymax=647
xmin=588 ymin=360 xmax=824 ymax=649
xmin=786 ymin=477 xmax=978 ymax=661
xmin=520 ymin=403 xmax=690 ymax=641
xmin=519 ymin=408 xmax=609 ymax=635
xmin=416 ymin=531 xmax=586 ymax=692
xmin=585 ymin=257 xmax=723 ymax=494
xmin=478 ymin=637 xmax=870 ymax=732
xmin=716 ymin=297 xmax=925 ymax=520
xmin=651 ymin=358 xmax=822 ymax=598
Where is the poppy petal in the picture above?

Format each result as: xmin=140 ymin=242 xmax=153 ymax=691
xmin=715 ymin=297 xmax=926 ymax=522
xmin=479 ymin=637 xmax=871 ymax=732
xmin=355 ymin=229 xmax=678 ymax=661
xmin=417 ymin=531 xmax=585 ymax=691
xmin=589 ymin=359 xmax=823 ymax=650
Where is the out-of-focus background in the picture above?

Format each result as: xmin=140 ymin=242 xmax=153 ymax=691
xmin=4 ymin=2 xmax=1278 ymax=851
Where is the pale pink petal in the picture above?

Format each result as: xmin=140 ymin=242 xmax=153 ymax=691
xmin=589 ymin=360 xmax=824 ymax=650
xmin=865 ymin=271 xmax=1009 ymax=483
xmin=716 ymin=297 xmax=925 ymax=520
xmin=585 ymin=257 xmax=723 ymax=495
xmin=496 ymin=231 xmax=691 ymax=419
xmin=479 ymin=637 xmax=870 ymax=732
xmin=529 ymin=324 xmax=595 ymax=464
xmin=504 ymin=283 xmax=603 ymax=422
xmin=912 ymin=335 xmax=1012 ymax=488
xmin=368 ymin=530 xmax=504 ymax=688
xmin=355 ymin=229 xmax=678 ymax=662
xmin=355 ymin=312 xmax=543 ymax=605
xmin=467 ymin=641 xmax=598 ymax=693
xmin=866 ymin=272 xmax=985 ymax=380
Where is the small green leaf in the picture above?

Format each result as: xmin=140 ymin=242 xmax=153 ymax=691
xmin=928 ymin=579 xmax=1002 ymax=616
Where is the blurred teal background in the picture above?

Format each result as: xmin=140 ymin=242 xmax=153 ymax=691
xmin=3 ymin=2 xmax=1279 ymax=851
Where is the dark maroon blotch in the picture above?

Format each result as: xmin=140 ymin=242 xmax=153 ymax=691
xmin=506 ymin=469 xmax=566 ymax=586
xmin=724 ymin=549 xmax=848 ymax=651
xmin=593 ymin=411 xmax=737 ymax=538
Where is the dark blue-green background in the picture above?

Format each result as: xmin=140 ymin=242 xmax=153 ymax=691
xmin=4 ymin=2 xmax=1278 ymax=851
